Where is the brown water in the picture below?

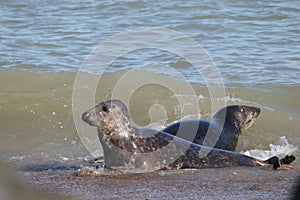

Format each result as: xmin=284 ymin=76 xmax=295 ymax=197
xmin=0 ymin=70 xmax=298 ymax=168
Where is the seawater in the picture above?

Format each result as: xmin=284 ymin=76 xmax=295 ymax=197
xmin=0 ymin=0 xmax=299 ymax=166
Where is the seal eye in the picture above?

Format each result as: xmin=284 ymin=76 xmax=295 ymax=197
xmin=240 ymin=107 xmax=245 ymax=113
xmin=102 ymin=105 xmax=110 ymax=113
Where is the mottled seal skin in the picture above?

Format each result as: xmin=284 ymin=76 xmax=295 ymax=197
xmin=82 ymin=99 xmax=295 ymax=172
xmin=162 ymin=105 xmax=260 ymax=151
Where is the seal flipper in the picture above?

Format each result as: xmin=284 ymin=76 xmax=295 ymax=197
xmin=278 ymin=155 xmax=296 ymax=170
xmin=280 ymin=155 xmax=296 ymax=165
xmin=261 ymin=154 xmax=296 ymax=170
xmin=264 ymin=156 xmax=281 ymax=170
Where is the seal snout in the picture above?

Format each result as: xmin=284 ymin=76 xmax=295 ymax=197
xmin=253 ymin=107 xmax=261 ymax=118
xmin=82 ymin=111 xmax=97 ymax=126
xmin=82 ymin=111 xmax=90 ymax=122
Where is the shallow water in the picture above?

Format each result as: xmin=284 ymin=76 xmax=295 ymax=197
xmin=0 ymin=1 xmax=299 ymax=168
xmin=0 ymin=70 xmax=298 ymax=168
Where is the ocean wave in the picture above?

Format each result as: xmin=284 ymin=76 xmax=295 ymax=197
xmin=241 ymin=136 xmax=298 ymax=161
xmin=173 ymin=93 xmax=275 ymax=111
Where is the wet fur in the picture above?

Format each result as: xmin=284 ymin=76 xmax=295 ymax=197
xmin=82 ymin=99 xmax=294 ymax=171
xmin=162 ymin=105 xmax=260 ymax=151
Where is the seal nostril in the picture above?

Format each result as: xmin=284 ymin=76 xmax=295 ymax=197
xmin=82 ymin=112 xmax=90 ymax=121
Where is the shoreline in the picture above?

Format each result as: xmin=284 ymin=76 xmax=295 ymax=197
xmin=13 ymin=167 xmax=299 ymax=200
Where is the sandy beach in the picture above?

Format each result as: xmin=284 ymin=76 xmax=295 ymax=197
xmin=8 ymin=166 xmax=298 ymax=200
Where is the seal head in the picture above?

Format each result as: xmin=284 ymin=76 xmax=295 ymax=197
xmin=162 ymin=105 xmax=260 ymax=151
xmin=82 ymin=99 xmax=130 ymax=128
xmin=214 ymin=105 xmax=261 ymax=131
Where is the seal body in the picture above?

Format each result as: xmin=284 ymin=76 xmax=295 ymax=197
xmin=82 ymin=99 xmax=294 ymax=172
xmin=162 ymin=105 xmax=261 ymax=151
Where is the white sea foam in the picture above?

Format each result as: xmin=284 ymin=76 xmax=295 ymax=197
xmin=241 ymin=136 xmax=298 ymax=161
xmin=212 ymin=93 xmax=275 ymax=111
xmin=173 ymin=93 xmax=275 ymax=111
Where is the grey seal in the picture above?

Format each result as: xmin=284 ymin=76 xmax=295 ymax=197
xmin=162 ymin=105 xmax=260 ymax=151
xmin=82 ymin=99 xmax=295 ymax=172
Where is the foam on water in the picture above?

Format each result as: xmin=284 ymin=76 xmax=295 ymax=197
xmin=198 ymin=93 xmax=275 ymax=111
xmin=241 ymin=136 xmax=298 ymax=161
xmin=173 ymin=93 xmax=275 ymax=112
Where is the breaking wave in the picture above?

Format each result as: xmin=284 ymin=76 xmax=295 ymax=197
xmin=241 ymin=136 xmax=298 ymax=161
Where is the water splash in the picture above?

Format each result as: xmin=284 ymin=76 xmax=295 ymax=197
xmin=241 ymin=136 xmax=298 ymax=161
xmin=173 ymin=93 xmax=275 ymax=111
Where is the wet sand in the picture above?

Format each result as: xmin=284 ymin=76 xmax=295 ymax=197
xmin=17 ymin=167 xmax=300 ymax=200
